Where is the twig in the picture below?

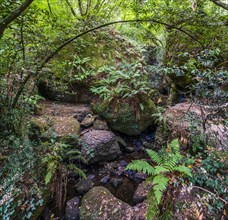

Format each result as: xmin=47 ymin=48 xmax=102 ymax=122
xmin=192 ymin=185 xmax=228 ymax=204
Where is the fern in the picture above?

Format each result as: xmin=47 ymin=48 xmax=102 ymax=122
xmin=146 ymin=149 xmax=163 ymax=165
xmin=126 ymin=138 xmax=192 ymax=219
xmin=174 ymin=165 xmax=192 ymax=177
xmin=126 ymin=160 xmax=155 ymax=175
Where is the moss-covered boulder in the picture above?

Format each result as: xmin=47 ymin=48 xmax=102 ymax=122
xmin=80 ymin=186 xmax=131 ymax=220
xmin=93 ymin=97 xmax=157 ymax=136
xmin=80 ymin=186 xmax=147 ymax=220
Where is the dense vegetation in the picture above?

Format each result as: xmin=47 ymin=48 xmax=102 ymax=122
xmin=0 ymin=0 xmax=227 ymax=219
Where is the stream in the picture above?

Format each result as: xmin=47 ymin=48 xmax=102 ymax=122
xmin=38 ymin=127 xmax=156 ymax=220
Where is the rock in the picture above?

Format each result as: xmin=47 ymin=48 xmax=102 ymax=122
xmin=120 ymin=160 xmax=128 ymax=167
xmin=110 ymin=178 xmax=123 ymax=188
xmin=80 ymin=186 xmax=131 ymax=220
xmin=133 ymin=182 xmax=153 ymax=204
xmin=38 ymin=207 xmax=53 ymax=220
xmin=156 ymin=102 xmax=228 ymax=150
xmin=93 ymin=119 xmax=109 ymax=130
xmin=81 ymin=130 xmax=121 ymax=164
xmin=80 ymin=186 xmax=147 ymax=220
xmin=116 ymin=136 xmax=127 ymax=148
xmin=30 ymin=117 xmax=51 ymax=137
xmin=81 ymin=114 xmax=96 ymax=127
xmin=135 ymin=172 xmax=148 ymax=181
xmin=100 ymin=175 xmax=110 ymax=184
xmin=88 ymin=174 xmax=95 ymax=180
xmin=131 ymin=201 xmax=147 ymax=220
xmin=38 ymin=81 xmax=94 ymax=104
xmin=52 ymin=116 xmax=80 ymax=137
xmin=92 ymin=96 xmax=157 ymax=136
xmin=65 ymin=197 xmax=80 ymax=220
xmin=125 ymin=146 xmax=135 ymax=153
xmin=75 ymin=179 xmax=94 ymax=195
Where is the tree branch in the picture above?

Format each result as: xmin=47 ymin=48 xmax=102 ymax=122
xmin=0 ymin=0 xmax=34 ymax=37
xmin=12 ymin=19 xmax=204 ymax=107
xmin=210 ymin=0 xmax=228 ymax=10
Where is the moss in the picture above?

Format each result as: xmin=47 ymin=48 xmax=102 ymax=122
xmin=93 ymin=96 xmax=157 ymax=136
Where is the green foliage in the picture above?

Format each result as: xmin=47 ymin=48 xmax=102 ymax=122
xmin=91 ymin=61 xmax=152 ymax=107
xmin=0 ymin=137 xmax=45 ymax=220
xmin=189 ymin=149 xmax=228 ymax=215
xmin=126 ymin=139 xmax=192 ymax=219
xmin=42 ymin=140 xmax=86 ymax=208
xmin=42 ymin=141 xmax=87 ymax=184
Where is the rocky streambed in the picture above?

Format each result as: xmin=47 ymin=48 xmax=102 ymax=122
xmin=34 ymin=101 xmax=156 ymax=220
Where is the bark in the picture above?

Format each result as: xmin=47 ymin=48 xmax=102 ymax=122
xmin=210 ymin=0 xmax=228 ymax=10
xmin=12 ymin=19 xmax=204 ymax=107
xmin=0 ymin=0 xmax=34 ymax=37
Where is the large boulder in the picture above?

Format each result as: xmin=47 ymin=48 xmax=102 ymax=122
xmin=81 ymin=130 xmax=121 ymax=164
xmin=156 ymin=102 xmax=228 ymax=150
xmin=80 ymin=186 xmax=147 ymax=220
xmin=93 ymin=97 xmax=157 ymax=136
xmin=31 ymin=101 xmax=93 ymax=141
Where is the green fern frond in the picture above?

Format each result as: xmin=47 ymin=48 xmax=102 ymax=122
xmin=126 ymin=160 xmax=155 ymax=175
xmin=67 ymin=155 xmax=87 ymax=164
xmin=153 ymin=174 xmax=169 ymax=203
xmin=146 ymin=149 xmax=163 ymax=165
xmin=154 ymin=166 xmax=169 ymax=174
xmin=45 ymin=160 xmax=58 ymax=184
xmin=67 ymin=164 xmax=86 ymax=179
xmin=162 ymin=160 xmax=177 ymax=171
xmin=174 ymin=165 xmax=192 ymax=177
xmin=168 ymin=138 xmax=180 ymax=153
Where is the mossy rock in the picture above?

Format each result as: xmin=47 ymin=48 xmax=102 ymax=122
xmin=93 ymin=97 xmax=157 ymax=136
xmin=80 ymin=186 xmax=131 ymax=220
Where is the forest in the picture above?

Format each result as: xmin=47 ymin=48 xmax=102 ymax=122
xmin=0 ymin=0 xmax=227 ymax=219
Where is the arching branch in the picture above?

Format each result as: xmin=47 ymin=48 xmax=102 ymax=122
xmin=210 ymin=0 xmax=228 ymax=10
xmin=0 ymin=0 xmax=34 ymax=38
xmin=12 ymin=19 xmax=204 ymax=107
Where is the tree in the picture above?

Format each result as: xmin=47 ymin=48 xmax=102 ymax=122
xmin=0 ymin=0 xmax=34 ymax=38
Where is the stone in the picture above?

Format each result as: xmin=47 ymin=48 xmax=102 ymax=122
xmin=110 ymin=178 xmax=123 ymax=188
xmin=52 ymin=116 xmax=80 ymax=137
xmin=135 ymin=172 xmax=148 ymax=181
xmin=75 ymin=179 xmax=94 ymax=195
xmin=80 ymin=186 xmax=131 ymax=220
xmin=81 ymin=114 xmax=96 ymax=127
xmin=125 ymin=146 xmax=135 ymax=153
xmin=156 ymin=102 xmax=228 ymax=151
xmin=81 ymin=130 xmax=121 ymax=164
xmin=133 ymin=182 xmax=153 ymax=204
xmin=92 ymin=96 xmax=157 ymax=136
xmin=116 ymin=136 xmax=127 ymax=148
xmin=65 ymin=197 xmax=80 ymax=220
xmin=100 ymin=175 xmax=110 ymax=184
xmin=80 ymin=186 xmax=147 ymax=220
xmin=93 ymin=119 xmax=109 ymax=130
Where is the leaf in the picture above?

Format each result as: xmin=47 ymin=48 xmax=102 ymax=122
xmin=126 ymin=160 xmax=155 ymax=175
xmin=139 ymin=103 xmax=144 ymax=111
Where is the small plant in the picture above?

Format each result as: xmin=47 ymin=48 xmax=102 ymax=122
xmin=70 ymin=54 xmax=94 ymax=82
xmin=126 ymin=139 xmax=192 ymax=219
xmin=42 ymin=141 xmax=87 ymax=208
xmin=189 ymin=148 xmax=228 ymax=216
xmin=91 ymin=62 xmax=152 ymax=107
